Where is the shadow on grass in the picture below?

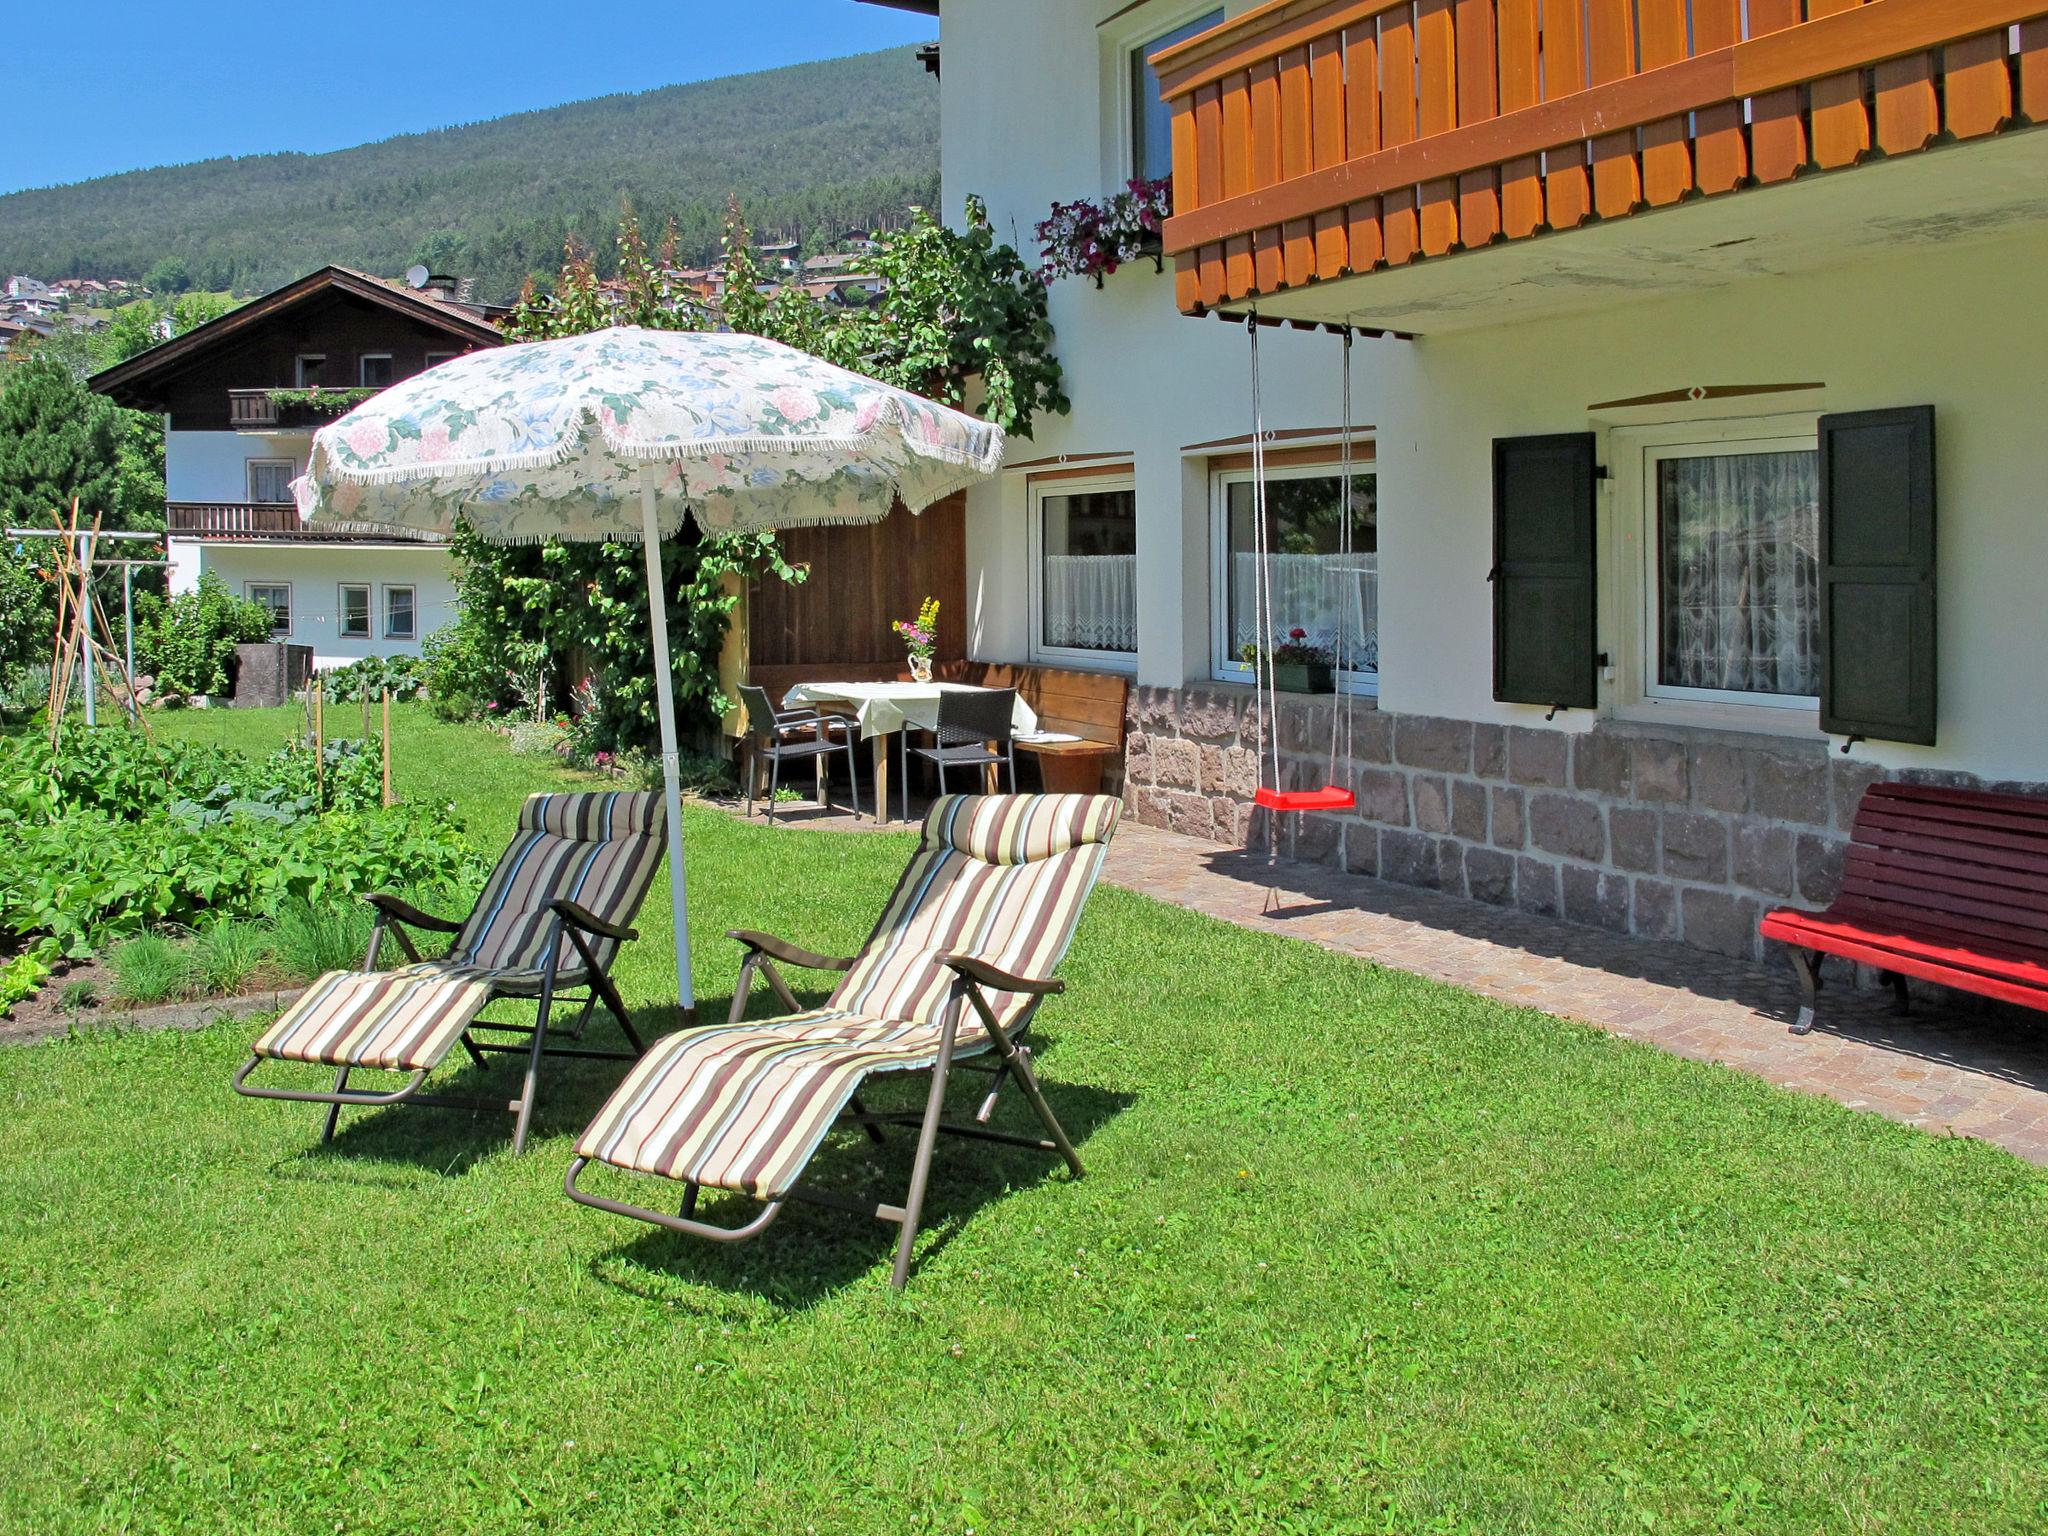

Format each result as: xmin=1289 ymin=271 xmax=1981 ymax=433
xmin=581 ymin=1055 xmax=1136 ymax=1310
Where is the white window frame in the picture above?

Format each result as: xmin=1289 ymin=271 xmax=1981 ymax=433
xmin=1027 ymin=472 xmax=1139 ymax=673
xmin=1209 ymin=459 xmax=1380 ymax=697
xmin=338 ymin=583 xmax=371 ymax=640
xmin=246 ymin=457 xmax=296 ymax=504
xmin=1099 ymin=2 xmax=1226 ymax=192
xmin=358 ymin=353 xmax=394 ymax=388
xmin=1608 ymin=413 xmax=1822 ymax=733
xmin=246 ymin=582 xmax=291 ymax=637
xmin=294 ymin=354 xmax=325 ymax=387
xmin=423 ymin=350 xmax=457 ymax=370
xmin=382 ymin=583 xmax=417 ymax=641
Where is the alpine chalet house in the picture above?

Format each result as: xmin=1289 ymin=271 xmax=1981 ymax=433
xmin=91 ymin=267 xmax=504 ymax=668
xmin=919 ymin=0 xmax=2047 ymax=961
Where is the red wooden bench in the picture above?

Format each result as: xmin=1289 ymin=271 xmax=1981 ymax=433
xmin=1760 ymin=783 xmax=2048 ymax=1036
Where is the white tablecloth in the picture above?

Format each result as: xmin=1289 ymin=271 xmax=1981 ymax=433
xmin=782 ymin=681 xmax=1039 ymax=741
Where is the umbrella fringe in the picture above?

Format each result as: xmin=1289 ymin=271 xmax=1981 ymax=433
xmin=313 ymin=426 xmax=1004 ymax=493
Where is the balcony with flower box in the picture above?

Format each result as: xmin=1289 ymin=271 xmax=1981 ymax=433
xmin=1153 ymin=0 xmax=2048 ymax=332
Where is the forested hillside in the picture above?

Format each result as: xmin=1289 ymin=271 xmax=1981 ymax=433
xmin=0 ymin=49 xmax=938 ymax=303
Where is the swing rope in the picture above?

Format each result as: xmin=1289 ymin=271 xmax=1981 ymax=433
xmin=1248 ymin=315 xmax=1358 ymax=829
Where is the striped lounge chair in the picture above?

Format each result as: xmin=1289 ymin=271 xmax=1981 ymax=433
xmin=233 ymin=792 xmax=664 ymax=1154
xmin=566 ymin=793 xmax=1121 ymax=1288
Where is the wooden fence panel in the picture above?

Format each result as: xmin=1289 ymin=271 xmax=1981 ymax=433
xmin=1379 ymin=4 xmax=1421 ymax=265
xmin=1874 ymin=53 xmax=1940 ymax=154
xmin=1540 ymin=0 xmax=1591 ymax=228
xmin=1808 ymin=0 xmax=1874 ymax=167
xmin=1280 ymin=46 xmax=1316 ymax=285
xmin=1692 ymin=0 xmax=1749 ymax=193
xmin=1586 ymin=0 xmax=1642 ymax=217
xmin=1344 ymin=21 xmax=1385 ymax=272
xmin=1455 ymin=0 xmax=1502 ymax=246
xmin=1494 ymin=0 xmax=1543 ymax=235
xmin=1944 ymin=32 xmax=2014 ymax=137
xmin=1195 ymin=83 xmax=1226 ymax=307
xmin=1637 ymin=0 xmax=1695 ymax=205
xmin=1416 ymin=0 xmax=1462 ymax=257
xmin=1748 ymin=0 xmax=1809 ymax=183
xmin=1220 ymin=72 xmax=1255 ymax=296
xmin=1310 ymin=34 xmax=1350 ymax=278
xmin=1249 ymin=58 xmax=1285 ymax=290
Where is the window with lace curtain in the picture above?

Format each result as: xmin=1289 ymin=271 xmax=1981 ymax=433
xmin=1028 ymin=475 xmax=1137 ymax=668
xmin=1646 ymin=437 xmax=1820 ymax=708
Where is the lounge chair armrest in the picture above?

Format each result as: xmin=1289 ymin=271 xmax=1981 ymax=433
xmin=937 ymin=954 xmax=1065 ymax=996
xmin=363 ymin=892 xmax=464 ymax=933
xmin=550 ymin=898 xmax=638 ymax=943
xmin=727 ymin=929 xmax=855 ymax=971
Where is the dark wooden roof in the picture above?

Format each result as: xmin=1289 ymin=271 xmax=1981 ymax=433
xmin=89 ymin=266 xmax=504 ymax=411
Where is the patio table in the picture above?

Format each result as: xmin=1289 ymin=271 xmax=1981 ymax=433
xmin=782 ymin=680 xmax=1039 ymax=823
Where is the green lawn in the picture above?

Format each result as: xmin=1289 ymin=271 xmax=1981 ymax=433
xmin=2 ymin=709 xmax=2045 ymax=1532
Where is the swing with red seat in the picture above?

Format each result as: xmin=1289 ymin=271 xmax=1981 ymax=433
xmin=1243 ymin=314 xmax=1361 ymax=823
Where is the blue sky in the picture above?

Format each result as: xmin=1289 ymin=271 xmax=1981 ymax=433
xmin=0 ymin=1 xmax=936 ymax=196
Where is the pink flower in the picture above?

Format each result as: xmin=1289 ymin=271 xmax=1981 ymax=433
xmin=345 ymin=419 xmax=387 ymax=457
xmin=1289 ymin=627 xmax=1307 ymax=641
xmin=770 ymin=385 xmax=820 ymax=422
xmin=417 ymin=424 xmax=454 ymax=462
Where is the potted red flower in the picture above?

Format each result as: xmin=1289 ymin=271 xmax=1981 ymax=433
xmin=1240 ymin=627 xmax=1336 ymax=694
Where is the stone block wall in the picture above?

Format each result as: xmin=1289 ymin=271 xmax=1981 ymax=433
xmin=1123 ymin=684 xmax=2042 ymax=962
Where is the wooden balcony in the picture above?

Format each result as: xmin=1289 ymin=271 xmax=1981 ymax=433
xmin=166 ymin=503 xmax=441 ymax=543
xmin=1156 ymin=0 xmax=2048 ymax=329
xmin=227 ymin=389 xmax=279 ymax=428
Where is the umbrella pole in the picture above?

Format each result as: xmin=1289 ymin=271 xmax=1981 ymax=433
xmin=640 ymin=469 xmax=697 ymax=1027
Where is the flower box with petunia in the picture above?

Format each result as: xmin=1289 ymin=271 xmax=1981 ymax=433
xmin=1035 ymin=178 xmax=1173 ymax=288
xmin=1241 ymin=627 xmax=1336 ymax=694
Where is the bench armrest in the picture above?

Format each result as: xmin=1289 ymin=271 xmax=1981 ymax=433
xmin=364 ymin=892 xmax=464 ymax=934
xmin=728 ymin=929 xmax=856 ymax=972
xmin=550 ymin=898 xmax=638 ymax=943
xmin=937 ymin=953 xmax=1065 ymax=996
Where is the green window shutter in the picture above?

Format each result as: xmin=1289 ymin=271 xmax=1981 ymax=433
xmin=1492 ymin=433 xmax=1598 ymax=709
xmin=1818 ymin=406 xmax=1936 ymax=745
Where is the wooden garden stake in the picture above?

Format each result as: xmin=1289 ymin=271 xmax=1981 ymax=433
xmin=382 ymin=688 xmax=393 ymax=806
xmin=313 ymin=682 xmax=324 ymax=809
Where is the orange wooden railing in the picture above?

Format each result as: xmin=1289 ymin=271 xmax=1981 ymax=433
xmin=1156 ymin=0 xmax=2048 ymax=312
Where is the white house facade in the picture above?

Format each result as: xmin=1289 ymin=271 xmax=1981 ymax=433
xmin=91 ymin=267 xmax=502 ymax=672
xmin=932 ymin=0 xmax=2048 ymax=961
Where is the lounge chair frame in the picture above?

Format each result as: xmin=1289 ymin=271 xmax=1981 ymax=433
xmin=564 ymin=927 xmax=1083 ymax=1289
xmin=233 ymin=891 xmax=647 ymax=1154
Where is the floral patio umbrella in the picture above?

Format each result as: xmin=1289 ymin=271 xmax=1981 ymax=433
xmin=293 ymin=326 xmax=1006 ymax=1019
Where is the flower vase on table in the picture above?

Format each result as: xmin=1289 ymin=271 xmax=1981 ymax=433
xmin=894 ymin=596 xmax=940 ymax=686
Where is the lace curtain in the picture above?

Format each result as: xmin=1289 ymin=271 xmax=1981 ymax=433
xmin=1041 ymin=554 xmax=1137 ymax=652
xmin=1228 ymin=553 xmax=1379 ymax=672
xmin=1657 ymin=449 xmax=1819 ymax=696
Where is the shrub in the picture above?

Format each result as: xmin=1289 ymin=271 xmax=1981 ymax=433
xmin=187 ymin=918 xmax=273 ymax=996
xmin=271 ymin=896 xmax=375 ymax=982
xmin=324 ymin=655 xmax=424 ymax=705
xmin=108 ymin=933 xmax=193 ymax=1005
xmin=133 ymin=574 xmax=275 ymax=698
xmin=420 ymin=619 xmax=499 ymax=722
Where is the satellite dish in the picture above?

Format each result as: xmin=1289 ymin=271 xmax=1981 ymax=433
xmin=405 ymin=264 xmax=431 ymax=290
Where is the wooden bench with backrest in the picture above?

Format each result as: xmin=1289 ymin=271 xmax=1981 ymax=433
xmin=939 ymin=660 xmax=1129 ymax=795
xmin=1760 ymin=782 xmax=2048 ymax=1035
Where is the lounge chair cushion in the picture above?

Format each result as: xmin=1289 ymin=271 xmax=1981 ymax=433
xmin=577 ymin=793 xmax=1122 ymax=1198
xmin=452 ymin=791 xmax=664 ymax=976
xmin=829 ymin=794 xmax=1121 ymax=1032
xmin=253 ymin=962 xmax=504 ymax=1072
xmin=575 ymin=1008 xmax=962 ymax=1194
